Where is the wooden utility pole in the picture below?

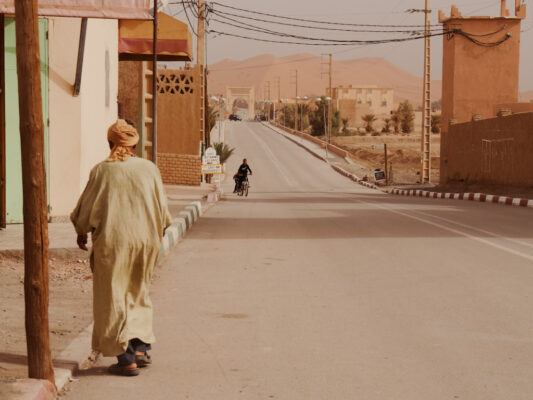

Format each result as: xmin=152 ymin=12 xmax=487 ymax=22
xmin=14 ymin=0 xmax=54 ymax=383
xmin=152 ymin=1 xmax=158 ymax=164
xmin=197 ymin=0 xmax=206 ymax=149
xmin=294 ymin=69 xmax=298 ymax=130
xmin=420 ymin=0 xmax=431 ymax=183
xmin=276 ymin=76 xmax=280 ymax=123
xmin=327 ymin=54 xmax=332 ymax=150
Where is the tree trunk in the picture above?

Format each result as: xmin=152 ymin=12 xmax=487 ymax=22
xmin=14 ymin=0 xmax=54 ymax=383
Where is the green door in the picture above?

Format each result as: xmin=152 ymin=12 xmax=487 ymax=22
xmin=5 ymin=18 xmax=49 ymax=224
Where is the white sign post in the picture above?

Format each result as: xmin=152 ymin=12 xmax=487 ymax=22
xmin=202 ymin=147 xmax=222 ymax=176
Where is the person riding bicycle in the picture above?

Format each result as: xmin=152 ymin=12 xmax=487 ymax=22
xmin=233 ymin=158 xmax=252 ymax=193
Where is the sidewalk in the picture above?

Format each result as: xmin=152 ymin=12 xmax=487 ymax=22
xmin=0 ymin=183 xmax=217 ymax=398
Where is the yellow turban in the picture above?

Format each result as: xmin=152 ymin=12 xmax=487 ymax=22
xmin=106 ymin=120 xmax=140 ymax=162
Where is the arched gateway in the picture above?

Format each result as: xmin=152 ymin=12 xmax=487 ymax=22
xmin=226 ymin=87 xmax=255 ymax=120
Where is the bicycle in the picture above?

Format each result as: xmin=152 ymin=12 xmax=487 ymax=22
xmin=237 ymin=177 xmax=250 ymax=197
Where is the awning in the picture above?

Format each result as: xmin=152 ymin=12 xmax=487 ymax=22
xmin=0 ymin=0 xmax=151 ymax=19
xmin=119 ymin=12 xmax=193 ymax=62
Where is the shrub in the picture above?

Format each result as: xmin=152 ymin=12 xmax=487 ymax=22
xmin=212 ymin=142 xmax=235 ymax=164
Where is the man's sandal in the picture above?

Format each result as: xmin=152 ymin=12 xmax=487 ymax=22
xmin=135 ymin=353 xmax=152 ymax=367
xmin=108 ymin=363 xmax=140 ymax=376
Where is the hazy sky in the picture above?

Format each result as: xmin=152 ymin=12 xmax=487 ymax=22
xmin=165 ymin=0 xmax=533 ymax=92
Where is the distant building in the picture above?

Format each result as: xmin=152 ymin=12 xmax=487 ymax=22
xmin=328 ymin=85 xmax=394 ymax=128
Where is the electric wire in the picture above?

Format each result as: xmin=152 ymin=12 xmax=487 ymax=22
xmin=210 ymin=1 xmax=429 ymax=28
xmin=209 ymin=8 xmax=443 ymax=34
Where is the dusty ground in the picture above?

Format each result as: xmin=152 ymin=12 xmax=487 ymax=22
xmin=329 ymin=133 xmax=441 ymax=185
xmin=0 ymin=250 xmax=93 ymax=383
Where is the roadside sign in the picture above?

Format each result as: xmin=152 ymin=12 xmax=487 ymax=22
xmin=201 ymin=164 xmax=222 ymax=174
xmin=203 ymin=147 xmax=220 ymax=165
xmin=374 ymin=169 xmax=386 ymax=182
xmin=372 ymin=145 xmax=385 ymax=150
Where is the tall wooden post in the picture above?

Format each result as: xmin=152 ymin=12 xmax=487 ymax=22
xmin=0 ymin=14 xmax=6 ymax=228
xmin=197 ymin=0 xmax=206 ymax=145
xmin=151 ymin=2 xmax=158 ymax=164
xmin=14 ymin=0 xmax=54 ymax=383
xmin=327 ymin=53 xmax=332 ymax=149
xmin=294 ymin=69 xmax=298 ymax=131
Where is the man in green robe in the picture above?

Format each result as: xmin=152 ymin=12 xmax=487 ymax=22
xmin=71 ymin=120 xmax=172 ymax=376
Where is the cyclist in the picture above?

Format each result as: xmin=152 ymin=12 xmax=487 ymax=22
xmin=233 ymin=158 xmax=253 ymax=193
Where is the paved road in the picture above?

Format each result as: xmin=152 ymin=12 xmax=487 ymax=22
xmin=65 ymin=121 xmax=533 ymax=399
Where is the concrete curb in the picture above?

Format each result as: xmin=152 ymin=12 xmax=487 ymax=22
xmin=264 ymin=122 xmax=533 ymax=210
xmin=159 ymin=200 xmax=204 ymax=261
xmin=387 ymin=188 xmax=533 ymax=208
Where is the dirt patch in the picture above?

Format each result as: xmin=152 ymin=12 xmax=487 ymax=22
xmin=0 ymin=249 xmax=93 ymax=383
xmin=330 ymin=133 xmax=441 ymax=184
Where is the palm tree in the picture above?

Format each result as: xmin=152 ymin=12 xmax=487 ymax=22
xmin=390 ymin=112 xmax=401 ymax=134
xmin=212 ymin=142 xmax=235 ymax=164
xmin=362 ymin=113 xmax=377 ymax=133
xmin=382 ymin=118 xmax=391 ymax=133
xmin=341 ymin=118 xmax=349 ymax=134
xmin=208 ymin=105 xmax=218 ymax=133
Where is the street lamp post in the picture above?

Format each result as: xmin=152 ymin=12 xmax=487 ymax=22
xmin=302 ymin=96 xmax=308 ymax=132
xmin=317 ymin=97 xmax=331 ymax=159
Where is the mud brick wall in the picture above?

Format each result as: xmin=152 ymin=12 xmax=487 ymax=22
xmin=158 ymin=153 xmax=201 ymax=186
xmin=445 ymin=112 xmax=533 ymax=186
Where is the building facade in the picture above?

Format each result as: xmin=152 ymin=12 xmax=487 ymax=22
xmin=1 ymin=16 xmax=119 ymax=224
xmin=329 ymin=85 xmax=394 ymax=128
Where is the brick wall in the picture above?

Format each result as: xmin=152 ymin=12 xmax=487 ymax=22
xmin=157 ymin=153 xmax=201 ymax=186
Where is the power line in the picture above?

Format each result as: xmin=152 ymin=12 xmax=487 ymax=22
xmin=209 ymin=8 xmax=443 ymax=34
xmin=210 ymin=1 xmax=429 ymax=28
xmin=181 ymin=0 xmax=198 ymax=37
xmin=207 ymin=29 xmax=448 ymax=46
xmin=209 ymin=17 xmax=438 ymax=43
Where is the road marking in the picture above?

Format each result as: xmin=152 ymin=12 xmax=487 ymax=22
xmin=411 ymin=209 xmax=533 ymax=251
xmin=244 ymin=123 xmax=295 ymax=187
xmin=355 ymin=198 xmax=533 ymax=263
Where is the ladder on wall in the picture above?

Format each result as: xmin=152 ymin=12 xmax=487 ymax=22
xmin=199 ymin=65 xmax=205 ymax=152
xmin=142 ymin=61 xmax=154 ymax=161
xmin=420 ymin=0 xmax=432 ymax=183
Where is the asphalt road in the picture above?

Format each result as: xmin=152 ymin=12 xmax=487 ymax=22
xmin=65 ymin=121 xmax=533 ymax=399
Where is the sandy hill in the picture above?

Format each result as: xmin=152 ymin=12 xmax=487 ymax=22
xmin=208 ymin=53 xmax=442 ymax=106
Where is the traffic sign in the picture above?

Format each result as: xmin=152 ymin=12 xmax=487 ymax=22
xmin=372 ymin=145 xmax=385 ymax=150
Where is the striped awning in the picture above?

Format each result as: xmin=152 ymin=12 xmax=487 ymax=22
xmin=119 ymin=12 xmax=192 ymax=62
xmin=0 ymin=0 xmax=151 ymax=19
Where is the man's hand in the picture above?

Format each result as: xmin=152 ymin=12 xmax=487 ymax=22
xmin=77 ymin=234 xmax=89 ymax=251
